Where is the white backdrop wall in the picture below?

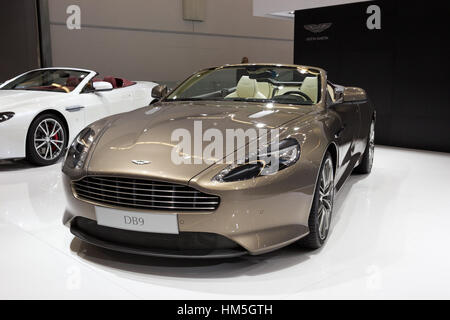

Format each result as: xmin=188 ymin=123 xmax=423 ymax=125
xmin=48 ymin=0 xmax=294 ymax=85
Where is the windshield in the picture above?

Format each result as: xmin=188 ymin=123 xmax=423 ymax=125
xmin=166 ymin=66 xmax=321 ymax=105
xmin=1 ymin=69 xmax=90 ymax=93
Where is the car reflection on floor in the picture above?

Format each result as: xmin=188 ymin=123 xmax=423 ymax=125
xmin=0 ymin=146 xmax=450 ymax=299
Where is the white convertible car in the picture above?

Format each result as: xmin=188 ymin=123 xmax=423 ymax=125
xmin=0 ymin=68 xmax=158 ymax=165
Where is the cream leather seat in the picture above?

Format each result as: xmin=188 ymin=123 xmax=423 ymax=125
xmin=274 ymin=77 xmax=318 ymax=103
xmin=327 ymin=84 xmax=335 ymax=102
xmin=299 ymin=77 xmax=318 ymax=102
xmin=226 ymin=76 xmax=267 ymax=99
xmin=256 ymin=82 xmax=272 ymax=98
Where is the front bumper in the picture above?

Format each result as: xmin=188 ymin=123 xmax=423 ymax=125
xmin=0 ymin=123 xmax=27 ymax=160
xmin=62 ymin=161 xmax=317 ymax=257
xmin=71 ymin=217 xmax=247 ymax=259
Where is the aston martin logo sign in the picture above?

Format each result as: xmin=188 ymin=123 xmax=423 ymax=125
xmin=304 ymin=23 xmax=333 ymax=34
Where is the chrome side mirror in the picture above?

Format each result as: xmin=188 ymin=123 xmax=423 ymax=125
xmin=334 ymin=86 xmax=344 ymax=103
xmin=343 ymin=87 xmax=368 ymax=103
xmin=151 ymin=84 xmax=168 ymax=99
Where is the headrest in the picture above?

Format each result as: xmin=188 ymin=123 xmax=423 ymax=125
xmin=236 ymin=76 xmax=257 ymax=98
xmin=66 ymin=77 xmax=80 ymax=87
xmin=103 ymin=76 xmax=118 ymax=88
xmin=300 ymin=77 xmax=318 ymax=102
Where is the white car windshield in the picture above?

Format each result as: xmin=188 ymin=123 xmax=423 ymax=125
xmin=166 ymin=66 xmax=321 ymax=105
xmin=1 ymin=69 xmax=90 ymax=93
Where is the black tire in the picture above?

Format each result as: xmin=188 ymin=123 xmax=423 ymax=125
xmin=26 ymin=113 xmax=68 ymax=166
xmin=354 ymin=120 xmax=375 ymax=174
xmin=299 ymin=152 xmax=335 ymax=250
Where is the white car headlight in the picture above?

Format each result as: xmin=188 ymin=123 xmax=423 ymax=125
xmin=0 ymin=112 xmax=14 ymax=123
xmin=213 ymin=138 xmax=300 ymax=183
xmin=65 ymin=127 xmax=96 ymax=169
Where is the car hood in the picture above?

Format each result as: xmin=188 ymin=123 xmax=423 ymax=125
xmin=0 ymin=90 xmax=64 ymax=111
xmin=88 ymin=101 xmax=314 ymax=183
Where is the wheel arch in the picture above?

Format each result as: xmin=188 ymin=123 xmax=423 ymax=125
xmin=325 ymin=142 xmax=338 ymax=177
xmin=308 ymin=141 xmax=339 ymax=212
xmin=299 ymin=140 xmax=338 ymax=249
xmin=28 ymin=109 xmax=70 ymax=138
xmin=25 ymin=109 xmax=70 ymax=154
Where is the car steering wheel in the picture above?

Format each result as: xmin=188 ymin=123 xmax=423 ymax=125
xmin=278 ymin=91 xmax=313 ymax=103
xmin=51 ymin=83 xmax=70 ymax=93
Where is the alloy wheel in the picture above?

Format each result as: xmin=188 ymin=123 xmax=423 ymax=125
xmin=368 ymin=121 xmax=375 ymax=166
xmin=33 ymin=118 xmax=65 ymax=161
xmin=318 ymin=157 xmax=335 ymax=241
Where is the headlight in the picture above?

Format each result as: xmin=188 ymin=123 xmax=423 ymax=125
xmin=0 ymin=112 xmax=14 ymax=123
xmin=65 ymin=127 xmax=96 ymax=169
xmin=213 ymin=138 xmax=300 ymax=183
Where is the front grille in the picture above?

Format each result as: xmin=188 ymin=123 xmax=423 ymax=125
xmin=72 ymin=176 xmax=220 ymax=211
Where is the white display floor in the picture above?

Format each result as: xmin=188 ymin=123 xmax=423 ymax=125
xmin=0 ymin=146 xmax=449 ymax=299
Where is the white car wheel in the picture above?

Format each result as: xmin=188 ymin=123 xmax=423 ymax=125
xmin=26 ymin=114 xmax=68 ymax=166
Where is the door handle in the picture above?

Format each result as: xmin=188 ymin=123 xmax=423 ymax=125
xmin=335 ymin=125 xmax=346 ymax=139
xmin=66 ymin=105 xmax=85 ymax=112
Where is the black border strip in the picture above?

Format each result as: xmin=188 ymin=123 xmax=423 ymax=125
xmin=36 ymin=0 xmax=52 ymax=67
